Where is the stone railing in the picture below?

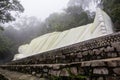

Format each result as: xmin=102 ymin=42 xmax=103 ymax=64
xmin=0 ymin=32 xmax=120 ymax=80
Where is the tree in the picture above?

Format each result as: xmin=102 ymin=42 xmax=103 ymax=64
xmin=3 ymin=16 xmax=49 ymax=54
xmin=0 ymin=31 xmax=13 ymax=64
xmin=0 ymin=0 xmax=24 ymax=23
xmin=0 ymin=0 xmax=23 ymax=63
xmin=45 ymin=5 xmax=93 ymax=31
xmin=68 ymin=0 xmax=101 ymax=10
xmin=102 ymin=0 xmax=120 ymax=31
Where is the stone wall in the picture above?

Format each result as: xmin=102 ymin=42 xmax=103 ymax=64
xmin=0 ymin=32 xmax=120 ymax=80
xmin=1 ymin=58 xmax=120 ymax=80
xmin=7 ymin=32 xmax=120 ymax=65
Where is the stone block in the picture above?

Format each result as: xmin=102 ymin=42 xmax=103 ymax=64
xmin=106 ymin=77 xmax=119 ymax=80
xmin=59 ymin=69 xmax=69 ymax=76
xmin=70 ymin=67 xmax=78 ymax=75
xmin=107 ymin=53 xmax=117 ymax=57
xmin=93 ymin=68 xmax=108 ymax=75
xmin=49 ymin=70 xmax=60 ymax=76
xmin=81 ymin=62 xmax=91 ymax=67
xmin=107 ymin=61 xmax=117 ymax=67
xmin=91 ymin=61 xmax=105 ymax=67
xmin=111 ymin=42 xmax=120 ymax=52
xmin=113 ymin=68 xmax=120 ymax=75
xmin=97 ymin=77 xmax=104 ymax=80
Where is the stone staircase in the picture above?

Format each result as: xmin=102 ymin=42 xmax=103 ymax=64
xmin=0 ymin=68 xmax=40 ymax=80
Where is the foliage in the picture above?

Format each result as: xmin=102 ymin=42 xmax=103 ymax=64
xmin=46 ymin=6 xmax=93 ymax=31
xmin=3 ymin=16 xmax=50 ymax=56
xmin=0 ymin=0 xmax=24 ymax=63
xmin=0 ymin=32 xmax=13 ymax=64
xmin=66 ymin=68 xmax=87 ymax=79
xmin=0 ymin=0 xmax=24 ymax=23
xmin=68 ymin=0 xmax=101 ymax=11
xmin=102 ymin=0 xmax=120 ymax=31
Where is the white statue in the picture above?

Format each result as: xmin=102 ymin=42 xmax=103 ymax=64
xmin=14 ymin=8 xmax=113 ymax=60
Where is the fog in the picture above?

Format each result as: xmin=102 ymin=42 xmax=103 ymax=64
xmin=19 ymin=0 xmax=101 ymax=20
xmin=0 ymin=0 xmax=102 ymax=63
xmin=20 ymin=0 xmax=69 ymax=20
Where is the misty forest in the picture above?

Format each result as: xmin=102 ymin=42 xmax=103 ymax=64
xmin=0 ymin=0 xmax=120 ymax=64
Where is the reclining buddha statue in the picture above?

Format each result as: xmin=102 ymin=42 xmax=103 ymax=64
xmin=14 ymin=8 xmax=114 ymax=60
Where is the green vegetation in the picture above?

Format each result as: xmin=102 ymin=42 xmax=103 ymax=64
xmin=0 ymin=0 xmax=24 ymax=63
xmin=49 ymin=68 xmax=87 ymax=80
xmin=66 ymin=68 xmax=87 ymax=79
xmin=0 ymin=31 xmax=13 ymax=64
xmin=102 ymin=0 xmax=120 ymax=31
xmin=0 ymin=0 xmax=24 ymax=23
xmin=46 ymin=6 xmax=93 ymax=32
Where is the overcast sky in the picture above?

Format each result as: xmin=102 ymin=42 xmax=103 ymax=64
xmin=20 ymin=0 xmax=69 ymax=20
